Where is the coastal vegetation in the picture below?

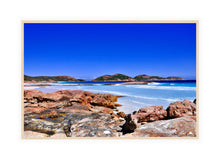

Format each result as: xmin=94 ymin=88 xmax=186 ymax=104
xmin=93 ymin=74 xmax=134 ymax=81
xmin=92 ymin=74 xmax=184 ymax=81
xmin=134 ymin=75 xmax=184 ymax=81
xmin=24 ymin=75 xmax=85 ymax=83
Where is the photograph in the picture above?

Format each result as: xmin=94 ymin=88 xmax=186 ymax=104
xmin=22 ymin=21 xmax=197 ymax=138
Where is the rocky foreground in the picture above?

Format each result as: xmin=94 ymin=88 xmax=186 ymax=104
xmin=23 ymin=90 xmax=197 ymax=138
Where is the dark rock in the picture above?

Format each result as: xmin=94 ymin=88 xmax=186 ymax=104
xmin=121 ymin=114 xmax=137 ymax=135
xmin=193 ymin=99 xmax=196 ymax=104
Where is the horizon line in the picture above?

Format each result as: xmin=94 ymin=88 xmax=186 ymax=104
xmin=24 ymin=74 xmax=196 ymax=80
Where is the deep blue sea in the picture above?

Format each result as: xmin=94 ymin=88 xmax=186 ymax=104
xmin=24 ymin=80 xmax=196 ymax=114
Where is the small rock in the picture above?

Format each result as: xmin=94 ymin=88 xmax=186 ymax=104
xmin=193 ymin=99 xmax=196 ymax=104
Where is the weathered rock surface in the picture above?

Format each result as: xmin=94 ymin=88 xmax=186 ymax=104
xmin=130 ymin=116 xmax=196 ymax=137
xmin=23 ymin=90 xmax=124 ymax=138
xmin=24 ymin=111 xmax=124 ymax=137
xmin=24 ymin=116 xmax=63 ymax=135
xmin=131 ymin=106 xmax=167 ymax=123
xmin=24 ymin=90 xmax=119 ymax=114
xmin=23 ymin=89 xmax=197 ymax=138
xmin=69 ymin=112 xmax=124 ymax=137
xmin=166 ymin=99 xmax=196 ymax=118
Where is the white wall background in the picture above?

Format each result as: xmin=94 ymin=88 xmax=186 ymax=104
xmin=0 ymin=0 xmax=219 ymax=159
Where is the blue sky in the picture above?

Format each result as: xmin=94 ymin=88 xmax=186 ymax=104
xmin=24 ymin=23 xmax=196 ymax=80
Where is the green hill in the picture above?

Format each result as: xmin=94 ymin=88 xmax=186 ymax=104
xmin=93 ymin=74 xmax=134 ymax=81
xmin=24 ymin=75 xmax=84 ymax=82
xmin=134 ymin=74 xmax=150 ymax=81
xmin=134 ymin=75 xmax=184 ymax=81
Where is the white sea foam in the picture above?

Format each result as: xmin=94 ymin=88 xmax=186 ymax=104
xmin=148 ymin=82 xmax=161 ymax=85
xmin=24 ymin=83 xmax=34 ymax=85
xmin=125 ymin=85 xmax=196 ymax=91
xmin=82 ymin=88 xmax=187 ymax=103
xmin=130 ymin=95 xmax=181 ymax=102
xmin=24 ymin=86 xmax=39 ymax=90
xmin=52 ymin=83 xmax=78 ymax=86
xmin=84 ymin=90 xmax=181 ymax=102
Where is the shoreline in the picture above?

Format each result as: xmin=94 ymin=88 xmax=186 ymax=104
xmin=24 ymin=80 xmax=196 ymax=87
xmin=24 ymin=81 xmax=196 ymax=114
xmin=23 ymin=89 xmax=197 ymax=138
xmin=24 ymin=79 xmax=196 ymax=83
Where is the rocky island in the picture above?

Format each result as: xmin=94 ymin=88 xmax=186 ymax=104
xmin=23 ymin=89 xmax=197 ymax=138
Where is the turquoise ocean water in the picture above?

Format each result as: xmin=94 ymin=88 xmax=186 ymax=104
xmin=24 ymin=81 xmax=196 ymax=114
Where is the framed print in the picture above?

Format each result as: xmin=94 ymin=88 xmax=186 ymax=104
xmin=22 ymin=21 xmax=198 ymax=139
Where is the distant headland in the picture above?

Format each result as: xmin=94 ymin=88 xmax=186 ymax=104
xmin=93 ymin=74 xmax=184 ymax=81
xmin=24 ymin=75 xmax=86 ymax=83
xmin=24 ymin=74 xmax=185 ymax=83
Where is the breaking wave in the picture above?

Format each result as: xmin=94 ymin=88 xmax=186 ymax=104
xmin=125 ymin=85 xmax=196 ymax=91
